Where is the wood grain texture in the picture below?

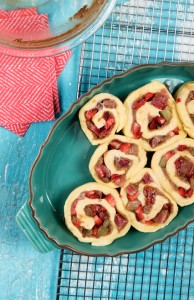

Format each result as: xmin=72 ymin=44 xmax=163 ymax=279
xmin=0 ymin=47 xmax=81 ymax=299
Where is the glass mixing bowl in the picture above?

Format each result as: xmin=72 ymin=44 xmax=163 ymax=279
xmin=0 ymin=0 xmax=116 ymax=57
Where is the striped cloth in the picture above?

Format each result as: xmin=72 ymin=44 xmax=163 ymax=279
xmin=0 ymin=8 xmax=72 ymax=136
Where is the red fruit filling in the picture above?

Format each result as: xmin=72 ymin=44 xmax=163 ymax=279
xmin=119 ymin=142 xmax=131 ymax=153
xmin=86 ymin=121 xmax=100 ymax=136
xmin=165 ymin=150 xmax=175 ymax=160
xmin=144 ymin=92 xmax=154 ymax=101
xmin=126 ymin=184 xmax=139 ymax=201
xmin=114 ymin=157 xmax=131 ymax=169
xmin=93 ymin=226 xmax=98 ymax=236
xmin=175 ymin=156 xmax=194 ymax=179
xmin=96 ymin=140 xmax=140 ymax=186
xmin=149 ymin=127 xmax=179 ymax=148
xmin=143 ymin=186 xmax=156 ymax=204
xmin=135 ymin=204 xmax=144 ymax=221
xmin=150 ymin=89 xmax=168 ymax=110
xmin=114 ymin=213 xmax=128 ymax=230
xmin=167 ymin=128 xmax=179 ymax=138
xmin=174 ymin=159 xmax=181 ymax=170
xmin=132 ymin=98 xmax=147 ymax=110
xmin=174 ymin=156 xmax=194 ymax=198
xmin=86 ymin=111 xmax=115 ymax=139
xmin=144 ymin=220 xmax=155 ymax=225
xmin=94 ymin=215 xmax=103 ymax=226
xmin=98 ymin=112 xmax=115 ymax=138
xmin=71 ymin=200 xmax=78 ymax=216
xmin=95 ymin=164 xmax=111 ymax=183
xmin=104 ymin=116 xmax=115 ymax=130
xmin=163 ymin=203 xmax=170 ymax=210
xmin=142 ymin=173 xmax=153 ymax=184
xmin=187 ymin=188 xmax=193 ymax=198
xmin=126 ymin=181 xmax=171 ymax=224
xmin=132 ymin=92 xmax=154 ymax=110
xmin=105 ymin=194 xmax=116 ymax=207
xmin=111 ymin=174 xmax=126 ymax=187
xmin=148 ymin=120 xmax=157 ymax=130
xmin=85 ymin=99 xmax=116 ymax=122
xmin=177 ymin=145 xmax=188 ymax=151
xmin=85 ymin=190 xmax=102 ymax=199
xmin=75 ymin=204 xmax=112 ymax=237
xmin=131 ymin=121 xmax=142 ymax=139
xmin=152 ymin=209 xmax=169 ymax=223
xmin=176 ymin=98 xmax=181 ymax=103
xmin=72 ymin=216 xmax=81 ymax=228
xmin=73 ymin=203 xmax=129 ymax=236
xmin=85 ymin=108 xmax=98 ymax=120
xmin=71 ymin=191 xmax=133 ymax=237
xmin=92 ymin=205 xmax=102 ymax=213
xmin=158 ymin=150 xmax=175 ymax=168
xmin=179 ymin=187 xmax=186 ymax=197
xmin=143 ymin=203 xmax=171 ymax=224
xmin=174 ymin=156 xmax=194 ymax=197
xmin=173 ymin=127 xmax=179 ymax=135
xmin=113 ymin=142 xmax=138 ymax=156
xmin=148 ymin=116 xmax=166 ymax=130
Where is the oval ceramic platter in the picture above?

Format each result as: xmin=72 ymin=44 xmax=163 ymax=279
xmin=16 ymin=62 xmax=194 ymax=256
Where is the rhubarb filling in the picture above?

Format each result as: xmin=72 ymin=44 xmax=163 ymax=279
xmin=125 ymin=173 xmax=172 ymax=225
xmin=159 ymin=145 xmax=194 ymax=198
xmin=131 ymin=89 xmax=179 ymax=148
xmin=85 ymin=98 xmax=117 ymax=140
xmin=71 ymin=190 xmax=128 ymax=237
xmin=94 ymin=139 xmax=139 ymax=187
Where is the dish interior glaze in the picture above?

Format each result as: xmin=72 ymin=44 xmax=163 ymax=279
xmin=29 ymin=63 xmax=194 ymax=256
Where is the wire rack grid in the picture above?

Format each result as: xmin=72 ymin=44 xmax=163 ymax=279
xmin=57 ymin=1 xmax=194 ymax=299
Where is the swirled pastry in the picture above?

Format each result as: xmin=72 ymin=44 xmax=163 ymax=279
xmin=89 ymin=135 xmax=147 ymax=188
xmin=174 ymin=82 xmax=194 ymax=138
xmin=123 ymin=81 xmax=186 ymax=151
xmin=120 ymin=168 xmax=178 ymax=232
xmin=79 ymin=93 xmax=126 ymax=145
xmin=64 ymin=182 xmax=131 ymax=246
xmin=152 ymin=138 xmax=194 ymax=206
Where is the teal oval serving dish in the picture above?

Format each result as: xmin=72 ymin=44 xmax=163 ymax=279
xmin=16 ymin=62 xmax=194 ymax=256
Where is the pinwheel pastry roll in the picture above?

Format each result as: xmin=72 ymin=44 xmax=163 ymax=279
xmin=123 ymin=81 xmax=186 ymax=151
xmin=151 ymin=138 xmax=194 ymax=206
xmin=174 ymin=82 xmax=194 ymax=138
xmin=89 ymin=135 xmax=147 ymax=188
xmin=79 ymin=93 xmax=126 ymax=145
xmin=120 ymin=168 xmax=178 ymax=232
xmin=64 ymin=182 xmax=131 ymax=246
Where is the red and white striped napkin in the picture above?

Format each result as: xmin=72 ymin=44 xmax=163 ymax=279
xmin=0 ymin=8 xmax=72 ymax=136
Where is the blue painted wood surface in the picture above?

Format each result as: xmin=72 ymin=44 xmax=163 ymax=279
xmin=0 ymin=46 xmax=81 ymax=300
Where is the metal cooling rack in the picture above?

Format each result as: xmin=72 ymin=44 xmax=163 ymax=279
xmin=57 ymin=1 xmax=194 ymax=299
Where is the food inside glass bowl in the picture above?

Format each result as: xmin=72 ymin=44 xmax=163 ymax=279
xmin=0 ymin=0 xmax=116 ymax=57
